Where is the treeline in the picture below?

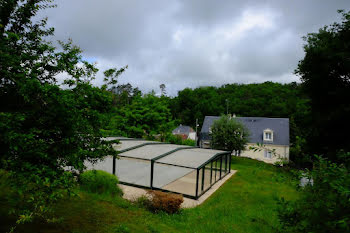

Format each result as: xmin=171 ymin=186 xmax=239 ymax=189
xmin=102 ymin=81 xmax=311 ymax=164
xmin=172 ymin=82 xmax=309 ymax=126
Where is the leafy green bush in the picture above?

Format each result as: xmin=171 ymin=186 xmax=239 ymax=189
xmin=80 ymin=170 xmax=123 ymax=196
xmin=165 ymin=134 xmax=196 ymax=146
xmin=182 ymin=139 xmax=196 ymax=146
xmin=278 ymin=154 xmax=350 ymax=233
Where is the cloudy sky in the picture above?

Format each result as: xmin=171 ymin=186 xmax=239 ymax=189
xmin=41 ymin=0 xmax=350 ymax=95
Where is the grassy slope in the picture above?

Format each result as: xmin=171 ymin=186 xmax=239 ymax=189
xmin=0 ymin=157 xmax=300 ymax=233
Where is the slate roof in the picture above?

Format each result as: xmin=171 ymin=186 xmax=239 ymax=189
xmin=200 ymin=116 xmax=289 ymax=146
xmin=172 ymin=125 xmax=194 ymax=135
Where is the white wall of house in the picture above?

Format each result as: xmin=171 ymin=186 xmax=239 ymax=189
xmin=240 ymin=143 xmax=289 ymax=164
xmin=200 ymin=141 xmax=289 ymax=164
xmin=188 ymin=132 xmax=196 ymax=140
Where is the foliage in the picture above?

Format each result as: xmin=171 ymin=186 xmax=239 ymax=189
xmin=289 ymin=136 xmax=312 ymax=167
xmin=0 ymin=0 xmax=121 ymax=226
xmin=296 ymin=10 xmax=350 ymax=162
xmin=105 ymin=93 xmax=176 ymax=139
xmin=103 ymin=66 xmax=128 ymax=88
xmin=278 ymin=153 xmax=350 ymax=233
xmin=159 ymin=84 xmax=166 ymax=96
xmin=210 ymin=115 xmax=249 ymax=152
xmin=145 ymin=191 xmax=183 ymax=214
xmin=112 ymin=83 xmax=141 ymax=106
xmin=80 ymin=170 xmax=123 ymax=196
xmin=164 ymin=134 xmax=196 ymax=146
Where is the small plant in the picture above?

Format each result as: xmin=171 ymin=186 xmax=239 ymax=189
xmin=146 ymin=190 xmax=183 ymax=214
xmin=80 ymin=170 xmax=123 ymax=196
xmin=274 ymin=158 xmax=290 ymax=167
xmin=134 ymin=195 xmax=151 ymax=208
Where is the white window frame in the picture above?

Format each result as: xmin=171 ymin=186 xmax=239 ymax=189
xmin=264 ymin=149 xmax=272 ymax=159
xmin=263 ymin=129 xmax=273 ymax=142
xmin=265 ymin=132 xmax=272 ymax=140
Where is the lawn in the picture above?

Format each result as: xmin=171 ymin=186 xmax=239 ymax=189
xmin=0 ymin=157 xmax=300 ymax=233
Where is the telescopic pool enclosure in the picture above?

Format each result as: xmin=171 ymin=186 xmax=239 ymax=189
xmin=88 ymin=137 xmax=231 ymax=199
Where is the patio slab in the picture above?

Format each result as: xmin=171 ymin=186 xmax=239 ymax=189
xmin=119 ymin=170 xmax=236 ymax=208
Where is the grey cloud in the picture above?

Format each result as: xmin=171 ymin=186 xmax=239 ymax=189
xmin=39 ymin=0 xmax=350 ymax=95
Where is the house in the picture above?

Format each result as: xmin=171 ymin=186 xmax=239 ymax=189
xmin=172 ymin=124 xmax=196 ymax=140
xmin=199 ymin=116 xmax=289 ymax=164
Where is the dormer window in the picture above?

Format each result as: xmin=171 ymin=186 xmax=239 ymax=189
xmin=263 ymin=129 xmax=273 ymax=142
xmin=265 ymin=132 xmax=272 ymax=140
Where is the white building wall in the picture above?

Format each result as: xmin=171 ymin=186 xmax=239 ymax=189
xmin=240 ymin=143 xmax=289 ymax=164
xmin=200 ymin=140 xmax=289 ymax=164
xmin=188 ymin=132 xmax=196 ymax=140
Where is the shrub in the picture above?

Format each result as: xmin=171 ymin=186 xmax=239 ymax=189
xmin=278 ymin=154 xmax=350 ymax=233
xmin=134 ymin=195 xmax=151 ymax=208
xmin=80 ymin=170 xmax=123 ymax=196
xmin=146 ymin=190 xmax=183 ymax=214
xmin=182 ymin=138 xmax=196 ymax=146
xmin=165 ymin=134 xmax=196 ymax=146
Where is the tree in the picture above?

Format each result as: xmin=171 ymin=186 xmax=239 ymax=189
xmin=210 ymin=115 xmax=249 ymax=153
xmin=105 ymin=92 xmax=175 ymax=140
xmin=159 ymin=83 xmax=166 ymax=96
xmin=296 ymin=10 xmax=350 ymax=162
xmin=277 ymin=11 xmax=350 ymax=232
xmin=0 ymin=0 xmax=122 ymax=225
xmin=113 ymin=83 xmax=141 ymax=106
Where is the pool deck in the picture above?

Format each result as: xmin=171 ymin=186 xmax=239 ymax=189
xmin=119 ymin=170 xmax=236 ymax=208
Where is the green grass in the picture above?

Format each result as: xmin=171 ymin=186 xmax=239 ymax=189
xmin=0 ymin=157 xmax=300 ymax=233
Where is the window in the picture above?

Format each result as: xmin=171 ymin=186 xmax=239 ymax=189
xmin=263 ymin=129 xmax=273 ymax=141
xmin=265 ymin=132 xmax=272 ymax=140
xmin=209 ymin=127 xmax=212 ymax=134
xmin=264 ymin=150 xmax=272 ymax=159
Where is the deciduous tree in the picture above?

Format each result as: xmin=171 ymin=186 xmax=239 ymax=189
xmin=0 ymin=0 xmax=122 ymax=225
xmin=296 ymin=10 xmax=350 ymax=162
xmin=210 ymin=115 xmax=249 ymax=153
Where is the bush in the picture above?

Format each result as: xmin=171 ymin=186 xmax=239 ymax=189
xmin=165 ymin=134 xmax=196 ymax=146
xmin=278 ymin=154 xmax=350 ymax=233
xmin=146 ymin=190 xmax=183 ymax=214
xmin=80 ymin=170 xmax=123 ymax=196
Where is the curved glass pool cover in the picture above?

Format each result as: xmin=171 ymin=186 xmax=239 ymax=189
xmin=90 ymin=138 xmax=231 ymax=199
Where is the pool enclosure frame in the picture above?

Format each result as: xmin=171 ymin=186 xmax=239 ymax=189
xmin=111 ymin=138 xmax=232 ymax=200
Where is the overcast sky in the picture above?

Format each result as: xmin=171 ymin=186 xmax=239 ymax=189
xmin=41 ymin=0 xmax=350 ymax=95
